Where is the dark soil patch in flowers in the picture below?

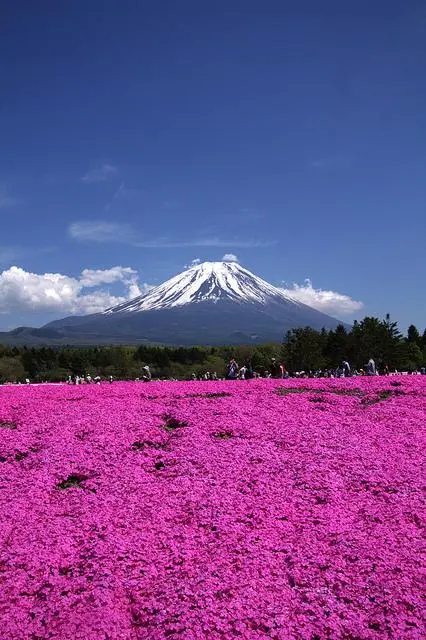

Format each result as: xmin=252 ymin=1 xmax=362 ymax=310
xmin=212 ymin=430 xmax=235 ymax=440
xmin=75 ymin=430 xmax=92 ymax=441
xmin=162 ymin=414 xmax=188 ymax=432
xmin=0 ymin=420 xmax=17 ymax=430
xmin=187 ymin=392 xmax=232 ymax=399
xmin=132 ymin=440 xmax=167 ymax=451
xmin=362 ymin=389 xmax=406 ymax=407
xmin=14 ymin=451 xmax=28 ymax=462
xmin=278 ymin=386 xmax=406 ymax=407
xmin=276 ymin=387 xmax=310 ymax=396
xmin=56 ymin=473 xmax=89 ymax=490
xmin=276 ymin=387 xmax=363 ymax=397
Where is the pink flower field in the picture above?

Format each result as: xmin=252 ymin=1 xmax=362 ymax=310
xmin=0 ymin=377 xmax=424 ymax=639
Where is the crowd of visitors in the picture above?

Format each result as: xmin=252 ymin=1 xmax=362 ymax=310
xmin=65 ymin=367 xmax=153 ymax=385
xmin=220 ymin=357 xmax=426 ymax=380
xmin=3 ymin=359 xmax=426 ymax=386
xmin=190 ymin=356 xmax=426 ymax=381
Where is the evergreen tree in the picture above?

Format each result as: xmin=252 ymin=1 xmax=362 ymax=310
xmin=407 ymin=325 xmax=421 ymax=345
xmin=403 ymin=343 xmax=423 ymax=371
xmin=324 ymin=324 xmax=349 ymax=367
xmin=0 ymin=315 xmax=424 ymax=380
xmin=283 ymin=327 xmax=325 ymax=371
xmin=0 ymin=356 xmax=26 ymax=382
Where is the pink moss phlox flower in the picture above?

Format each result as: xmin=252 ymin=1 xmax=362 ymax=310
xmin=0 ymin=377 xmax=424 ymax=638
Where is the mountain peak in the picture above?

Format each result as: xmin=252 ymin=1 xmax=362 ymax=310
xmin=104 ymin=260 xmax=297 ymax=314
xmin=39 ymin=260 xmax=344 ymax=345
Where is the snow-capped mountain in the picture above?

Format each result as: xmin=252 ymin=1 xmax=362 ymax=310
xmin=104 ymin=261 xmax=299 ymax=313
xmin=4 ymin=261 xmax=346 ymax=345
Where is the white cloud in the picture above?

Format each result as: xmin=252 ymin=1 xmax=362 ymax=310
xmin=81 ymin=164 xmax=117 ymax=183
xmin=0 ymin=266 xmax=149 ymax=315
xmin=69 ymin=222 xmax=275 ymax=249
xmin=79 ymin=266 xmax=138 ymax=287
xmin=183 ymin=258 xmax=202 ymax=269
xmin=186 ymin=255 xmax=239 ymax=268
xmin=68 ymin=221 xmax=132 ymax=243
xmin=280 ymin=278 xmax=363 ymax=316
xmin=222 ymin=253 xmax=239 ymax=262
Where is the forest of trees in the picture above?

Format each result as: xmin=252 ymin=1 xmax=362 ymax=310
xmin=0 ymin=316 xmax=425 ymax=383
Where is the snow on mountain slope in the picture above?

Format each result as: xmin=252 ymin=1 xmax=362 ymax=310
xmin=25 ymin=261 xmax=345 ymax=345
xmin=103 ymin=261 xmax=299 ymax=314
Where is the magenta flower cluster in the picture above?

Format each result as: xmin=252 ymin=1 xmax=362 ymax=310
xmin=0 ymin=377 xmax=424 ymax=639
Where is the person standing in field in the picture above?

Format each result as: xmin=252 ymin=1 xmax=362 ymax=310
xmin=342 ymin=360 xmax=351 ymax=377
xmin=366 ymin=358 xmax=377 ymax=376
xmin=270 ymin=358 xmax=284 ymax=379
xmin=226 ymin=359 xmax=238 ymax=380
xmin=142 ymin=366 xmax=152 ymax=382
xmin=238 ymin=365 xmax=247 ymax=380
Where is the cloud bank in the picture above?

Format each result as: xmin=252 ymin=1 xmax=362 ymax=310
xmin=0 ymin=266 xmax=149 ymax=315
xmin=280 ymin=278 xmax=363 ymax=316
xmin=0 ymin=265 xmax=362 ymax=322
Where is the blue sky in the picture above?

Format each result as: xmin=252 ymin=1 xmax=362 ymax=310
xmin=0 ymin=0 xmax=425 ymax=332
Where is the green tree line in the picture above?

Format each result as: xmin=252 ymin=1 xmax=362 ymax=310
xmin=0 ymin=316 xmax=425 ymax=383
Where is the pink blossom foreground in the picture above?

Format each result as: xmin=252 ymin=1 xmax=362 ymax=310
xmin=0 ymin=377 xmax=424 ymax=639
